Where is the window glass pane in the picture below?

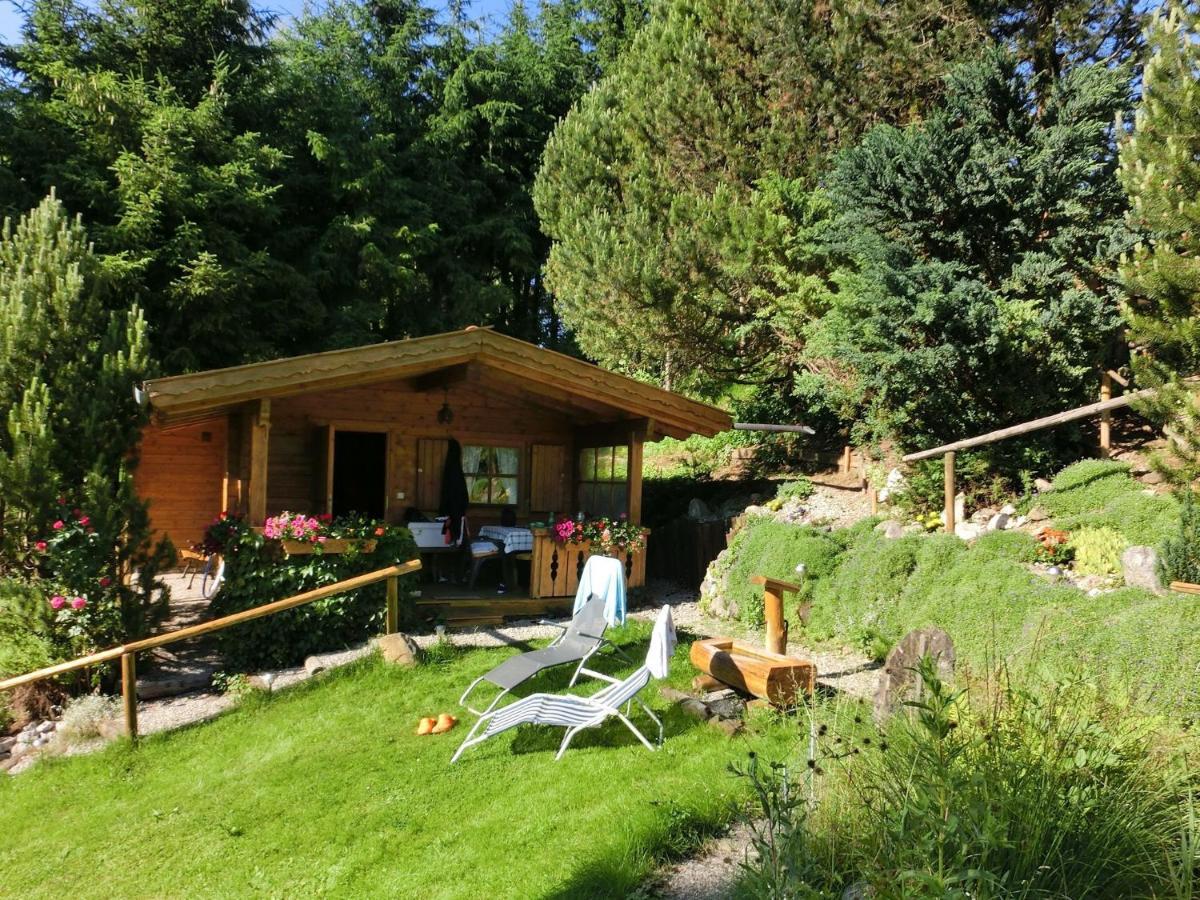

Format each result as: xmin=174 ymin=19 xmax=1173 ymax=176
xmin=578 ymin=448 xmax=595 ymax=480
xmin=577 ymin=483 xmax=595 ymax=515
xmin=492 ymin=477 xmax=518 ymax=505
xmin=612 ymin=445 xmax=629 ymax=480
xmin=468 ymin=476 xmax=491 ymax=504
xmin=595 ymin=446 xmax=613 ymax=481
xmin=463 ymin=445 xmax=487 ymax=476
xmin=494 ymin=447 xmax=519 ymax=476
xmin=612 ymin=483 xmax=628 ymax=516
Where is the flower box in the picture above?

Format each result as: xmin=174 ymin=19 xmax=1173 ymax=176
xmin=280 ymin=538 xmax=377 ymax=556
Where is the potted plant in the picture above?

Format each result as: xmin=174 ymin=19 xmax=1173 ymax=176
xmin=264 ymin=512 xmax=378 ymax=556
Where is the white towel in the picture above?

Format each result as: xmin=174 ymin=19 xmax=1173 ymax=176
xmin=647 ymin=605 xmax=676 ymax=680
xmin=573 ymin=555 xmax=627 ymax=626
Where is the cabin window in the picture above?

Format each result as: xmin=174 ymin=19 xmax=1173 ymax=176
xmin=463 ymin=445 xmax=519 ymax=505
xmin=576 ymin=445 xmax=628 ymax=517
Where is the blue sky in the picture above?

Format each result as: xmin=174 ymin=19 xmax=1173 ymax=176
xmin=0 ymin=0 xmax=517 ymax=45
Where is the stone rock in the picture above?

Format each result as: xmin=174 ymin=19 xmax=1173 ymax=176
xmin=954 ymin=493 xmax=966 ymax=524
xmin=660 ymin=686 xmax=693 ymax=704
xmin=885 ymin=467 xmax=907 ymax=493
xmin=7 ymin=755 xmax=37 ymax=775
xmin=709 ymin=717 xmax=744 ymax=737
xmin=1141 ymin=471 xmax=1165 ymax=485
xmin=0 ymin=736 xmax=15 ymax=753
xmin=1122 ymin=545 xmax=1165 ymax=595
xmin=742 ymin=504 xmax=771 ymax=519
xmin=1034 ymin=478 xmax=1054 ymax=493
xmin=954 ymin=522 xmax=983 ymax=541
xmin=1027 ymin=506 xmax=1050 ymax=523
xmin=687 ymin=498 xmax=712 ymax=521
xmin=875 ymin=520 xmax=905 ymax=540
xmin=8 ymin=741 xmax=29 ymax=760
xmin=16 ymin=731 xmax=33 ymax=745
xmin=378 ymin=632 xmax=419 ymax=667
xmin=305 ymin=643 xmax=373 ymax=676
xmin=842 ymin=882 xmax=876 ymax=900
xmin=873 ymin=627 xmax=955 ymax=725
xmin=986 ymin=511 xmax=1009 ymax=532
xmin=971 ymin=508 xmax=998 ymax=525
xmin=32 ymin=737 xmax=47 ymax=748
xmin=36 ymin=720 xmax=55 ymax=735
xmin=0 ymin=757 xmax=16 ymax=773
xmin=679 ymin=698 xmax=712 ymax=721
xmin=1000 ymin=503 xmax=1017 ymax=516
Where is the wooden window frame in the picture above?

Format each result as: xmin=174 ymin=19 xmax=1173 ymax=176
xmin=575 ymin=444 xmax=630 ymax=517
xmin=463 ymin=443 xmax=521 ymax=506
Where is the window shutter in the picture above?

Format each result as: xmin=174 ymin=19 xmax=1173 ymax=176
xmin=530 ymin=444 xmax=567 ymax=512
xmin=416 ymin=438 xmax=448 ymax=510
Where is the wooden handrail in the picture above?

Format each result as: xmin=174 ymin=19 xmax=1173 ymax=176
xmin=0 ymin=560 xmax=422 ymax=739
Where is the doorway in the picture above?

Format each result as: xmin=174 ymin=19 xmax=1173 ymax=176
xmin=332 ymin=430 xmax=387 ymax=519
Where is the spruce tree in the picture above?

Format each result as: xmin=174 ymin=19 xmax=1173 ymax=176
xmin=1119 ymin=3 xmax=1200 ymax=485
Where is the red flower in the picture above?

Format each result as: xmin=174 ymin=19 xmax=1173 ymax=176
xmin=78 ymin=515 xmax=90 ymax=527
xmin=319 ymin=513 xmax=333 ymax=523
xmin=52 ymin=520 xmax=64 ymax=531
xmin=99 ymin=576 xmax=112 ymax=588
xmin=35 ymin=541 xmax=47 ymax=552
xmin=374 ymin=526 xmax=385 ymax=537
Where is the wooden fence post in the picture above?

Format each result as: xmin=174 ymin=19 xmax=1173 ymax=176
xmin=944 ymin=451 xmax=956 ymax=535
xmin=121 ymin=652 xmax=138 ymax=742
xmin=385 ymin=576 xmax=399 ymax=635
xmin=840 ymin=445 xmax=852 ymax=474
xmin=869 ymin=487 xmax=878 ymax=515
xmin=1099 ymin=371 xmax=1112 ymax=459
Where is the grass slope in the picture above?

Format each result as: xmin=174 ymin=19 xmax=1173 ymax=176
xmin=0 ymin=625 xmax=793 ymax=899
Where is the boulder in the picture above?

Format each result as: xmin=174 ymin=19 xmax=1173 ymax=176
xmin=35 ymin=721 xmax=55 ymax=735
xmin=1122 ymin=545 xmax=1165 ymax=595
xmin=686 ymin=498 xmax=712 ymax=521
xmin=741 ymin=504 xmax=771 ymax=519
xmin=875 ymin=520 xmax=906 ymax=540
xmin=1027 ymin=506 xmax=1050 ymax=523
xmin=660 ymin=686 xmax=693 ymax=704
xmin=378 ymin=632 xmax=419 ymax=667
xmin=679 ymin=698 xmax=712 ymax=721
xmin=873 ymin=628 xmax=955 ymax=725
xmin=709 ymin=717 xmax=743 ymax=737
xmin=1034 ymin=478 xmax=1054 ymax=493
xmin=971 ymin=508 xmax=998 ymax=525
xmin=1141 ymin=471 xmax=1165 ymax=485
xmin=986 ymin=511 xmax=1009 ymax=531
xmin=0 ymin=736 xmax=15 ymax=754
xmin=954 ymin=493 xmax=966 ymax=524
xmin=954 ymin=522 xmax=983 ymax=541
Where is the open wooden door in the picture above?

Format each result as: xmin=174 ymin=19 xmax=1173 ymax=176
xmin=314 ymin=424 xmax=334 ymax=515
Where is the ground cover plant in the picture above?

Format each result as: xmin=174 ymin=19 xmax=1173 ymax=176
xmin=0 ymin=622 xmax=796 ymax=898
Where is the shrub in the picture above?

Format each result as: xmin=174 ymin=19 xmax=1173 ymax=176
xmin=0 ymin=578 xmax=57 ymax=680
xmin=1070 ymin=526 xmax=1128 ymax=576
xmin=1161 ymin=489 xmax=1200 ymax=585
xmin=1038 ymin=459 xmax=1179 ymax=547
xmin=57 ymin=694 xmax=120 ymax=745
xmin=207 ymin=514 xmax=419 ymax=671
xmin=737 ymin=663 xmax=1194 ymax=896
xmin=774 ymin=478 xmax=815 ymax=504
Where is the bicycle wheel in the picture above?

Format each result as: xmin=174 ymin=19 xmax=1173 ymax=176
xmin=200 ymin=556 xmax=225 ymax=600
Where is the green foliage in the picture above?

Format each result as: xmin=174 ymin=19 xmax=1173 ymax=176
xmin=1119 ymin=4 xmax=1200 ymax=487
xmin=774 ymin=478 xmax=814 ymax=504
xmin=1069 ymin=525 xmax=1127 ymax=576
xmin=739 ymin=663 xmax=1192 ymax=896
xmin=208 ymin=515 xmax=419 ymax=670
xmin=806 ymin=51 xmax=1130 ymax=451
xmin=1037 ymin=459 xmax=1179 ymax=547
xmin=0 ymin=578 xmax=57 ymax=679
xmin=0 ymin=193 xmax=169 ymax=659
xmin=1161 ymin=489 xmax=1200 ymax=585
xmin=535 ymin=0 xmax=980 ymax=398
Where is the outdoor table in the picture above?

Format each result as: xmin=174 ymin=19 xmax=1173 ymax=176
xmin=476 ymin=526 xmax=534 ymax=589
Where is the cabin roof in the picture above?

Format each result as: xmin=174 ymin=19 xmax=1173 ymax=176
xmin=140 ymin=327 xmax=732 ymax=440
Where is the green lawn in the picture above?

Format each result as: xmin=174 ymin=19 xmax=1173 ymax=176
xmin=0 ymin=624 xmax=795 ymax=898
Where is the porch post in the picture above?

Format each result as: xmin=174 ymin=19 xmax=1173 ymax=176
xmin=248 ymin=398 xmax=271 ymax=526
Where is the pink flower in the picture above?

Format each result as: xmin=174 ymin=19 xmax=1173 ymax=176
xmin=78 ymin=515 xmax=90 ymax=527
xmin=52 ymin=520 xmax=64 ymax=531
xmin=35 ymin=541 xmax=47 ymax=552
xmin=317 ymin=536 xmax=327 ymax=543
xmin=99 ymin=576 xmax=112 ymax=588
xmin=49 ymin=595 xmax=66 ymax=610
xmin=71 ymin=597 xmax=86 ymax=610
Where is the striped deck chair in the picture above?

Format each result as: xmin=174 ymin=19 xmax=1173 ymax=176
xmin=451 ymin=605 xmax=676 ymax=763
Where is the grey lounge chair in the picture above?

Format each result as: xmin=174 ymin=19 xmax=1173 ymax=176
xmin=451 ymin=605 xmax=675 ymax=763
xmin=458 ymin=593 xmax=630 ymax=716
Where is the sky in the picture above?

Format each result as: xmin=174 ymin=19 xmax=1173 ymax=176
xmin=0 ymin=0 xmax=517 ymax=45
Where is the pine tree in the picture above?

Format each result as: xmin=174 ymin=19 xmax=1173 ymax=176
xmin=534 ymin=0 xmax=982 ymax=396
xmin=0 ymin=193 xmax=167 ymax=644
xmin=1119 ymin=3 xmax=1200 ymax=485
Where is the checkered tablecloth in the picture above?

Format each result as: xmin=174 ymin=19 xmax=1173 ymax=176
xmin=477 ymin=526 xmax=534 ymax=554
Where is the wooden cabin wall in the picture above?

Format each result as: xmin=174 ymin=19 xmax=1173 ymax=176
xmin=134 ymin=418 xmax=228 ymax=551
xmin=265 ymin=374 xmax=578 ymax=524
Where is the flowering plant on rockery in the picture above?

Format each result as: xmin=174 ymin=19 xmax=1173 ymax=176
xmin=552 ymin=515 xmax=645 ymax=555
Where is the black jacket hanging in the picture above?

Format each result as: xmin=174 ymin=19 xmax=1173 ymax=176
xmin=438 ymin=437 xmax=469 ymax=544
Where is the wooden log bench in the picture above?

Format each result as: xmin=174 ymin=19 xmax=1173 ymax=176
xmin=690 ymin=638 xmax=815 ymax=707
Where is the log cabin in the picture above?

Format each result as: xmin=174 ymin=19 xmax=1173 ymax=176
xmin=133 ymin=326 xmax=731 ymax=617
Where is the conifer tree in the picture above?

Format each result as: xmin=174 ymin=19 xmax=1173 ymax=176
xmin=1119 ymin=2 xmax=1200 ymax=485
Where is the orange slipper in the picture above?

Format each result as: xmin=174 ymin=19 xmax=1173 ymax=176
xmin=431 ymin=713 xmax=457 ymax=735
xmin=416 ymin=716 xmax=436 ymax=736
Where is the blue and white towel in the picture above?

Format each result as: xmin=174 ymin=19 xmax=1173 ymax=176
xmin=573 ymin=555 xmax=627 ymax=626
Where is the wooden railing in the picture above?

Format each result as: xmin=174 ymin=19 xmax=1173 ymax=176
xmin=900 ymin=372 xmax=1161 ymax=533
xmin=0 ymin=559 xmax=422 ymax=740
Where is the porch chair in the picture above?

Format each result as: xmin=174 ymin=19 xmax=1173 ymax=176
xmin=458 ymin=592 xmax=631 ymax=716
xmin=451 ymin=605 xmax=676 ymax=763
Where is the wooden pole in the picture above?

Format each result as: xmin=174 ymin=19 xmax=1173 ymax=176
xmin=869 ymin=488 xmax=878 ymax=515
xmin=841 ymin=445 xmax=852 ymax=474
xmin=121 ymin=652 xmax=138 ymax=742
xmin=385 ymin=576 xmax=399 ymax=635
xmin=944 ymin=451 xmax=956 ymax=535
xmin=763 ymin=585 xmax=787 ymax=655
xmin=1099 ymin=371 xmax=1113 ymax=459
